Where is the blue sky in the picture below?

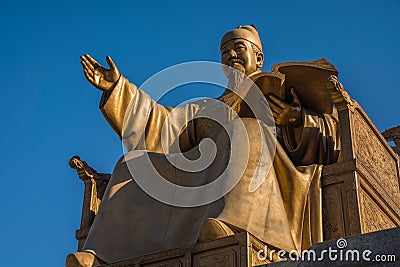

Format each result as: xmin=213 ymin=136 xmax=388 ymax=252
xmin=0 ymin=0 xmax=399 ymax=266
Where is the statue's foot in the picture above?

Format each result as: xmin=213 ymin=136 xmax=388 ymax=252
xmin=66 ymin=252 xmax=104 ymax=267
xmin=199 ymin=218 xmax=235 ymax=242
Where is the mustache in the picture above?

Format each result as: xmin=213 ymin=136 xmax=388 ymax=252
xmin=228 ymin=58 xmax=244 ymax=65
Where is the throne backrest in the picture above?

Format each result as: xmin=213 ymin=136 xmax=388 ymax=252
xmin=321 ymin=78 xmax=400 ymax=240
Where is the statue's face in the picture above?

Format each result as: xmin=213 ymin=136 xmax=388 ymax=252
xmin=221 ymin=39 xmax=263 ymax=77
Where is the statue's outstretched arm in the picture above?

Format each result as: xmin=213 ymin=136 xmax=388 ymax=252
xmin=80 ymin=54 xmax=121 ymax=92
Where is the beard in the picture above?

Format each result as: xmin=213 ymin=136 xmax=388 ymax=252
xmin=220 ymin=67 xmax=247 ymax=114
xmin=227 ymin=68 xmax=246 ymax=93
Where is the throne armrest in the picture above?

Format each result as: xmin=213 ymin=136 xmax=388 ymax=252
xmin=69 ymin=156 xmax=111 ymax=251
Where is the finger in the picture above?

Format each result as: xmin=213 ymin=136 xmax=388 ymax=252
xmin=272 ymin=110 xmax=279 ymax=119
xmin=85 ymin=54 xmax=101 ymax=68
xmin=268 ymin=94 xmax=287 ymax=109
xmin=268 ymin=99 xmax=283 ymax=113
xmin=81 ymin=56 xmax=95 ymax=71
xmin=326 ymin=75 xmax=338 ymax=84
xmin=106 ymin=56 xmax=117 ymax=71
xmin=290 ymin=87 xmax=301 ymax=105
xmin=81 ymin=61 xmax=93 ymax=75
xmin=325 ymin=75 xmax=343 ymax=91
xmin=83 ymin=69 xmax=94 ymax=83
xmin=325 ymin=75 xmax=337 ymax=88
xmin=83 ymin=68 xmax=92 ymax=79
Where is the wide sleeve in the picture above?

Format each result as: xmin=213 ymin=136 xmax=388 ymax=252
xmin=100 ymin=76 xmax=198 ymax=153
xmin=100 ymin=75 xmax=141 ymax=139
xmin=281 ymin=108 xmax=340 ymax=166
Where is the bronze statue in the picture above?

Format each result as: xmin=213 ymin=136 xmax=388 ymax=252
xmin=67 ymin=25 xmax=340 ymax=267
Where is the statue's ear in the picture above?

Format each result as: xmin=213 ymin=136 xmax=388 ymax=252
xmin=256 ymin=52 xmax=264 ymax=69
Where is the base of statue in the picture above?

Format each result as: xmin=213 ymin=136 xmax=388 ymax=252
xmin=263 ymin=226 xmax=400 ymax=267
xmin=101 ymin=231 xmax=281 ymax=267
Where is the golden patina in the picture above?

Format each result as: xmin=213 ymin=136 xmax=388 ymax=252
xmin=68 ymin=25 xmax=344 ymax=267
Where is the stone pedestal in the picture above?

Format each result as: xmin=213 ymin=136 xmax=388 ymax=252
xmin=101 ymin=232 xmax=281 ymax=267
xmin=263 ymin=226 xmax=400 ymax=267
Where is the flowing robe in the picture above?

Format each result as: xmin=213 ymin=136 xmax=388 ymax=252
xmin=83 ymin=75 xmax=340 ymax=263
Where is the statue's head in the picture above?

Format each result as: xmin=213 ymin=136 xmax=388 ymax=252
xmin=220 ymin=25 xmax=264 ymax=77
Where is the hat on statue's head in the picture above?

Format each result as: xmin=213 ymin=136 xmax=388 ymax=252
xmin=221 ymin=24 xmax=262 ymax=51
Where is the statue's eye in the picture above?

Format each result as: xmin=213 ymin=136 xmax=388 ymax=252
xmin=235 ymin=45 xmax=246 ymax=52
xmin=221 ymin=49 xmax=230 ymax=56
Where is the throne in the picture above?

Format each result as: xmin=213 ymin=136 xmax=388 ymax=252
xmin=69 ymin=71 xmax=400 ymax=266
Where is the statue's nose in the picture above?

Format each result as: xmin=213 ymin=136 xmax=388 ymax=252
xmin=227 ymin=49 xmax=237 ymax=58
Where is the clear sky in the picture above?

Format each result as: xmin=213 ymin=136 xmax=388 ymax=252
xmin=0 ymin=0 xmax=399 ymax=266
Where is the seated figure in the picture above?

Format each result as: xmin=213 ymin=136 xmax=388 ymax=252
xmin=67 ymin=25 xmax=340 ymax=267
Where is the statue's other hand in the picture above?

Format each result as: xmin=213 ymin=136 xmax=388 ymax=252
xmin=267 ymin=88 xmax=302 ymax=127
xmin=325 ymin=75 xmax=344 ymax=92
xmin=80 ymin=54 xmax=120 ymax=92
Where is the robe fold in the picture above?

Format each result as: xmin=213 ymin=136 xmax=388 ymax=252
xmin=83 ymin=75 xmax=340 ymax=263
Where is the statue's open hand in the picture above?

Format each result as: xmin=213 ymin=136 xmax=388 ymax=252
xmin=80 ymin=54 xmax=120 ymax=92
xmin=267 ymin=88 xmax=302 ymax=127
